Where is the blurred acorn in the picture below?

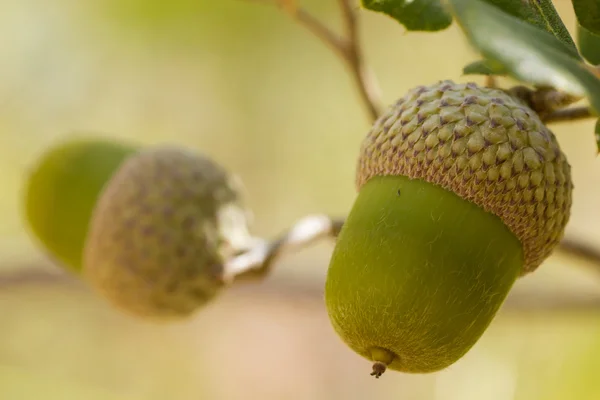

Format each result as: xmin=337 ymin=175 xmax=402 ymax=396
xmin=82 ymin=146 xmax=254 ymax=319
xmin=23 ymin=137 xmax=139 ymax=272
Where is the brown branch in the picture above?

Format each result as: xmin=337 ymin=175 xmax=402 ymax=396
xmin=4 ymin=260 xmax=600 ymax=314
xmin=503 ymin=290 xmax=600 ymax=312
xmin=230 ymin=268 xmax=600 ymax=313
xmin=556 ymin=238 xmax=600 ymax=267
xmin=506 ymin=85 xmax=585 ymax=119
xmin=249 ymin=0 xmax=348 ymax=58
xmin=244 ymin=0 xmax=347 ymax=58
xmin=0 ymin=267 xmax=77 ymax=289
xmin=542 ymin=106 xmax=594 ymax=124
xmin=4 ymin=220 xmax=600 ymax=314
xmin=246 ymin=0 xmax=384 ymax=121
xmin=484 ymin=75 xmax=497 ymax=88
xmin=336 ymin=0 xmax=383 ymax=121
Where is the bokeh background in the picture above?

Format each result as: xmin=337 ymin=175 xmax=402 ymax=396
xmin=2 ymin=0 xmax=600 ymax=399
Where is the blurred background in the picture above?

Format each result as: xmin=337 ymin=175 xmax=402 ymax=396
xmin=1 ymin=0 xmax=600 ymax=399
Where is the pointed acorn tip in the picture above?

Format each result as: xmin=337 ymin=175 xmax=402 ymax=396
xmin=370 ymin=361 xmax=387 ymax=378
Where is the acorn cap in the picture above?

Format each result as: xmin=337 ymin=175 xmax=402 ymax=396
xmin=357 ymin=80 xmax=572 ymax=273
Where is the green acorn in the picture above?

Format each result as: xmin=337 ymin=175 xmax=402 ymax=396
xmin=23 ymin=138 xmax=139 ymax=272
xmin=325 ymin=80 xmax=573 ymax=377
xmin=82 ymin=146 xmax=253 ymax=319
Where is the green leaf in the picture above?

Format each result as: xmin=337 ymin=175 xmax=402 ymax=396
xmin=462 ymin=59 xmax=506 ymax=76
xmin=466 ymin=1 xmax=578 ymax=52
xmin=530 ymin=0 xmax=578 ymax=50
xmin=482 ymin=0 xmax=543 ymax=21
xmin=578 ymin=23 xmax=600 ymax=65
xmin=481 ymin=1 xmax=555 ymax=37
xmin=360 ymin=0 xmax=452 ymax=32
xmin=461 ymin=3 xmax=573 ymax=79
xmin=573 ymin=0 xmax=600 ymax=35
xmin=448 ymin=0 xmax=600 ymax=114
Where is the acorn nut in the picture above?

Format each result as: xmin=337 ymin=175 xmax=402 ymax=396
xmin=324 ymin=80 xmax=573 ymax=376
xmin=23 ymin=138 xmax=139 ymax=272
xmin=83 ymin=146 xmax=253 ymax=319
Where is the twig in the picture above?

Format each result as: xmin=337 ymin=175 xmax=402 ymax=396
xmin=503 ymin=290 xmax=600 ymax=312
xmin=246 ymin=0 xmax=384 ymax=121
xmin=506 ymin=85 xmax=584 ymax=119
xmin=246 ymin=0 xmax=348 ymax=58
xmin=556 ymin=238 xmax=600 ymax=267
xmin=336 ymin=0 xmax=384 ymax=121
xmin=7 ymin=229 xmax=600 ymax=291
xmin=235 ymin=276 xmax=600 ymax=312
xmin=542 ymin=106 xmax=594 ymax=124
xmin=225 ymin=214 xmax=344 ymax=281
xmin=0 ymin=267 xmax=77 ymax=289
xmin=484 ymin=75 xmax=497 ymax=88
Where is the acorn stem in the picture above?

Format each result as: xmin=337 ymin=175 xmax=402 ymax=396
xmin=225 ymin=215 xmax=344 ymax=281
xmin=370 ymin=362 xmax=387 ymax=378
xmin=542 ymin=106 xmax=594 ymax=124
xmin=369 ymin=347 xmax=395 ymax=379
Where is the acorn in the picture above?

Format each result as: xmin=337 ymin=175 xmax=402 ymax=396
xmin=23 ymin=138 xmax=139 ymax=272
xmin=324 ymin=80 xmax=573 ymax=377
xmin=82 ymin=146 xmax=254 ymax=319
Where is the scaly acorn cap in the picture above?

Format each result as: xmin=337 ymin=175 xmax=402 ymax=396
xmin=357 ymin=80 xmax=573 ymax=273
xmin=83 ymin=146 xmax=253 ymax=319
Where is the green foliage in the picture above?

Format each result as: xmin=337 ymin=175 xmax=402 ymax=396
xmin=360 ymin=0 xmax=597 ymax=97
xmin=574 ymin=0 xmax=600 ymax=65
xmin=360 ymin=0 xmax=452 ymax=32
xmin=578 ymin=24 xmax=600 ymax=65
xmin=360 ymin=0 xmax=577 ymax=49
xmin=462 ymin=59 xmax=505 ymax=76
xmin=526 ymin=0 xmax=577 ymax=50
xmin=359 ymin=0 xmax=600 ymax=150
xmin=573 ymin=0 xmax=600 ymax=35
xmin=448 ymin=0 xmax=600 ymax=115
xmin=480 ymin=0 xmax=576 ymax=50
xmin=447 ymin=0 xmax=582 ymax=61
